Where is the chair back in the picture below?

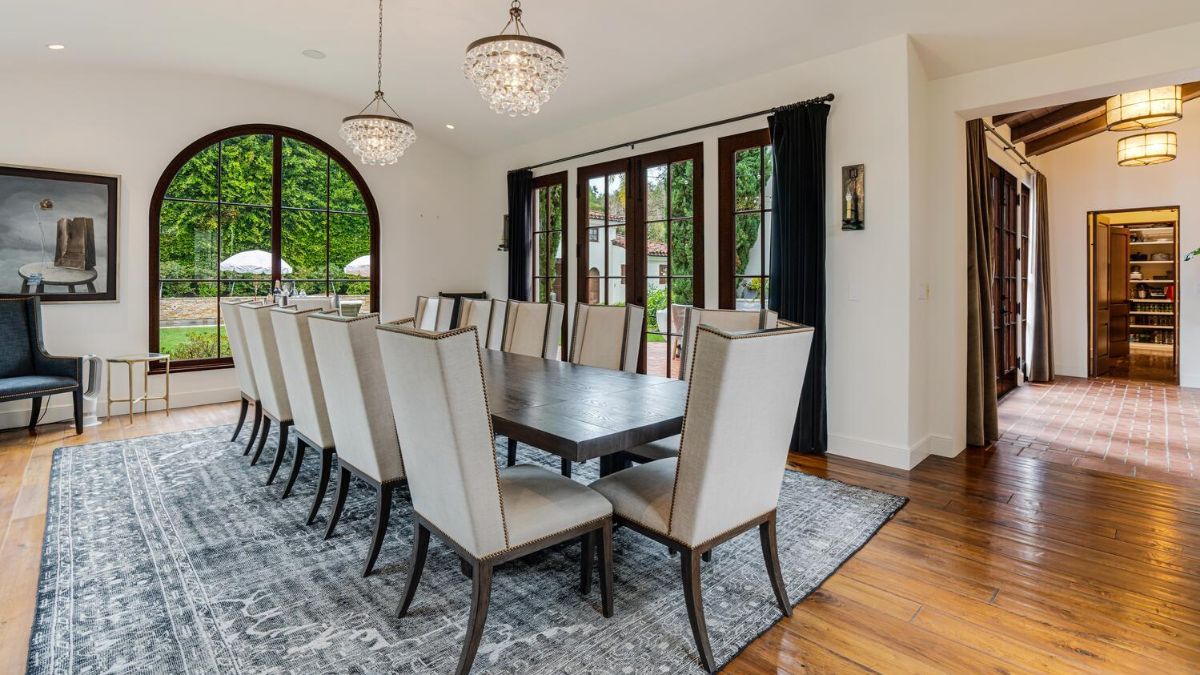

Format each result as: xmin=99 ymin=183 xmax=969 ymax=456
xmin=415 ymin=296 xmax=454 ymax=332
xmin=238 ymin=302 xmax=298 ymax=421
xmin=486 ymin=299 xmax=507 ymax=350
xmin=308 ymin=312 xmax=405 ymax=483
xmin=668 ymin=325 xmax=814 ymax=547
xmin=377 ymin=325 xmax=508 ymax=558
xmin=679 ymin=308 xmax=778 ymax=380
xmin=0 ymin=297 xmax=36 ymax=378
xmin=270 ymin=307 xmax=334 ymax=449
xmin=570 ymin=303 xmax=644 ymax=372
xmin=219 ymin=299 xmax=257 ymax=400
xmin=502 ymin=300 xmax=565 ymax=359
xmin=457 ymin=298 xmax=494 ymax=341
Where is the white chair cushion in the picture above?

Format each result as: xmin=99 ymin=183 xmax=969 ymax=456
xmin=500 ymin=464 xmax=613 ymax=549
xmin=625 ymin=434 xmax=680 ymax=462
xmin=588 ymin=458 xmax=677 ymax=538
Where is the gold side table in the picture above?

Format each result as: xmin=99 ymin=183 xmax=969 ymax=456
xmin=107 ymin=353 xmax=171 ymax=422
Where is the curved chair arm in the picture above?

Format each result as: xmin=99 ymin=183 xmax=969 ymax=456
xmin=34 ymin=350 xmax=83 ymax=382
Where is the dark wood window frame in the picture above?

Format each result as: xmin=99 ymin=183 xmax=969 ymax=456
xmin=717 ymin=128 xmax=772 ymax=309
xmin=148 ymin=123 xmax=380 ymax=373
xmin=576 ymin=143 xmax=704 ymax=376
xmin=531 ymin=170 xmax=568 ymax=357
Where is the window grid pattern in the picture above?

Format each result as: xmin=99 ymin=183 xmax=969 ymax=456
xmin=731 ymin=144 xmax=773 ymax=309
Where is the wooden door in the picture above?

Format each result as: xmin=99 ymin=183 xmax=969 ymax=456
xmin=576 ymin=144 xmax=704 ymax=377
xmin=988 ymin=161 xmax=1021 ymax=397
xmin=1108 ymin=227 xmax=1130 ymax=358
xmin=1091 ymin=219 xmax=1111 ymax=375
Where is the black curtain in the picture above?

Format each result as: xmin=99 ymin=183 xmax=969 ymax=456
xmin=507 ymin=168 xmax=534 ymax=301
xmin=768 ymin=102 xmax=829 ymax=455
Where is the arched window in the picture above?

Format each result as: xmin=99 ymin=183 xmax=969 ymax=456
xmin=149 ymin=124 xmax=379 ymax=371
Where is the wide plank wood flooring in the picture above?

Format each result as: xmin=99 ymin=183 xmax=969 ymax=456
xmin=2 ymin=402 xmax=1198 ymax=673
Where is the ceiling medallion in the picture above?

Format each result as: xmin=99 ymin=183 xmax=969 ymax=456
xmin=463 ymin=0 xmax=567 ymax=117
xmin=340 ymin=0 xmax=416 ymax=165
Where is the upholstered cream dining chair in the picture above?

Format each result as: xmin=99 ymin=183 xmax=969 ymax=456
xmin=456 ymin=298 xmax=495 ymax=346
xmin=376 ymin=323 xmax=614 ymax=675
xmin=220 ymin=298 xmax=261 ymax=454
xmin=239 ymin=302 xmax=302 ymax=483
xmin=501 ymin=299 xmax=565 ymax=359
xmin=308 ymin=312 xmax=406 ymax=577
xmin=589 ymin=323 xmax=814 ymax=673
xmin=569 ymin=303 xmax=645 ymax=373
xmin=414 ymin=295 xmax=455 ymax=332
xmin=485 ymin=298 xmax=507 ymax=350
xmin=270 ymin=306 xmax=337 ymax=524
xmin=624 ymin=307 xmax=779 ymax=466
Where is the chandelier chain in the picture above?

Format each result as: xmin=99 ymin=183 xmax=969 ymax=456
xmin=376 ymin=0 xmax=384 ymax=93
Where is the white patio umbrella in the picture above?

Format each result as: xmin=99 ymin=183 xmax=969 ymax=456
xmin=343 ymin=254 xmax=371 ymax=278
xmin=220 ymin=249 xmax=292 ymax=275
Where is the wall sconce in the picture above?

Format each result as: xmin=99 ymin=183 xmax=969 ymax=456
xmin=497 ymin=214 xmax=510 ymax=251
xmin=841 ymin=164 xmax=864 ymax=230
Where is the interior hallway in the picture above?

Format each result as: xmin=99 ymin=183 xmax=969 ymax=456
xmin=998 ymin=376 xmax=1197 ymax=484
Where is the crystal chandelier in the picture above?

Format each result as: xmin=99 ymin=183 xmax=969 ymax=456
xmin=463 ymin=0 xmax=567 ymax=117
xmin=340 ymin=0 xmax=416 ymax=165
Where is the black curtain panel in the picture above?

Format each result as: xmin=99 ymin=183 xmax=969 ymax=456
xmin=506 ymin=168 xmax=534 ymax=301
xmin=768 ymin=102 xmax=829 ymax=455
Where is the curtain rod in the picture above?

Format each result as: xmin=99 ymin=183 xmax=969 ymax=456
xmin=518 ymin=92 xmax=835 ymax=172
xmin=982 ymin=121 xmax=1037 ymax=174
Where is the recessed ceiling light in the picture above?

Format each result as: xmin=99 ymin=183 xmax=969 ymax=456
xmin=302 ymin=49 xmax=326 ymax=60
xmin=445 ymin=124 xmax=455 ymax=130
xmin=47 ymin=44 xmax=65 ymax=50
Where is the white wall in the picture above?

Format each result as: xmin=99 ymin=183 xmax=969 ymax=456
xmin=0 ymin=64 xmax=476 ymax=428
xmin=471 ymin=35 xmax=930 ymax=468
xmin=1037 ymin=99 xmax=1197 ymax=382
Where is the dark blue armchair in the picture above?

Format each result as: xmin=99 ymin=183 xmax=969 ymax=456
xmin=0 ymin=297 xmax=83 ymax=434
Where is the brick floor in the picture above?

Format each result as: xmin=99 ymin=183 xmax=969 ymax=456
xmin=997 ymin=375 xmax=1197 ymax=484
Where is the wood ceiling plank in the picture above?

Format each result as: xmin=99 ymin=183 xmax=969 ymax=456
xmin=1025 ymin=115 xmax=1107 ymax=155
xmin=1010 ymin=98 xmax=1106 ymax=144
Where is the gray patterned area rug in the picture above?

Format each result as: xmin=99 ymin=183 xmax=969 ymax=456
xmin=27 ymin=425 xmax=905 ymax=674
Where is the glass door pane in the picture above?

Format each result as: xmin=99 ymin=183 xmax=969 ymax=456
xmin=644 ymin=158 xmax=695 ymax=378
xmin=581 ymin=170 xmax=628 ymax=306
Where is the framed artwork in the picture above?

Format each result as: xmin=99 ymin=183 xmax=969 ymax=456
xmin=0 ymin=165 xmax=118 ymax=302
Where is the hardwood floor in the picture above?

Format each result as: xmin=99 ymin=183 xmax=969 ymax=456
xmin=2 ymin=403 xmax=1198 ymax=673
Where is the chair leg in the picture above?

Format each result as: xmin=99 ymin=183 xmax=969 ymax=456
xmin=231 ymin=398 xmax=249 ymax=441
xmin=598 ymin=520 xmax=613 ymax=618
xmin=362 ymin=484 xmax=394 ymax=577
xmin=281 ymin=438 xmax=306 ymax=499
xmin=759 ymin=514 xmax=791 ymax=616
xmin=72 ymin=388 xmax=83 ymax=435
xmin=265 ymin=421 xmax=292 ymax=485
xmin=324 ymin=467 xmax=351 ymax=539
xmin=561 ymin=458 xmax=572 ymax=478
xmin=580 ymin=532 xmax=594 ymax=595
xmin=307 ymin=448 xmax=333 ymax=525
xmin=702 ymin=550 xmax=712 ymax=563
xmin=250 ymin=417 xmax=271 ymax=465
xmin=397 ymin=521 xmax=430 ymax=618
xmin=506 ymin=437 xmax=517 ymax=467
xmin=28 ymin=397 xmax=42 ymax=430
xmin=243 ymin=403 xmax=263 ymax=456
xmin=456 ymin=560 xmax=493 ymax=675
xmin=681 ymin=549 xmax=716 ymax=673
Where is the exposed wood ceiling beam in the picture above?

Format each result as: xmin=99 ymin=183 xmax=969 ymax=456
xmin=1009 ymin=98 xmax=1105 ymax=144
xmin=990 ymin=111 xmax=1026 ymax=127
xmin=1025 ymin=82 xmax=1200 ymax=156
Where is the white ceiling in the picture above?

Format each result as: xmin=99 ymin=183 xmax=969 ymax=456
xmin=5 ymin=0 xmax=1200 ymax=156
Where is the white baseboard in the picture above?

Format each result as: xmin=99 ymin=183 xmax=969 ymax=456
xmin=828 ymin=433 xmax=928 ymax=470
xmin=1180 ymin=373 xmax=1200 ymax=389
xmin=0 ymin=385 xmax=241 ymax=432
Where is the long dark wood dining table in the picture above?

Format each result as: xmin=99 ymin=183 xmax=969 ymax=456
xmin=481 ymin=350 xmax=688 ymax=476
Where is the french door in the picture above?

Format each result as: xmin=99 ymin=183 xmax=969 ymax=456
xmin=987 ymin=160 xmax=1023 ymax=397
xmin=576 ymin=143 xmax=704 ymax=376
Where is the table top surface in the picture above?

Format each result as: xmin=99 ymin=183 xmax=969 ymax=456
xmin=109 ymin=353 xmax=170 ymax=363
xmin=18 ymin=263 xmax=98 ymax=283
xmin=482 ymin=350 xmax=688 ymax=462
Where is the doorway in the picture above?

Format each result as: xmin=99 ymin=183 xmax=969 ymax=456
xmin=1087 ymin=207 xmax=1179 ymax=383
